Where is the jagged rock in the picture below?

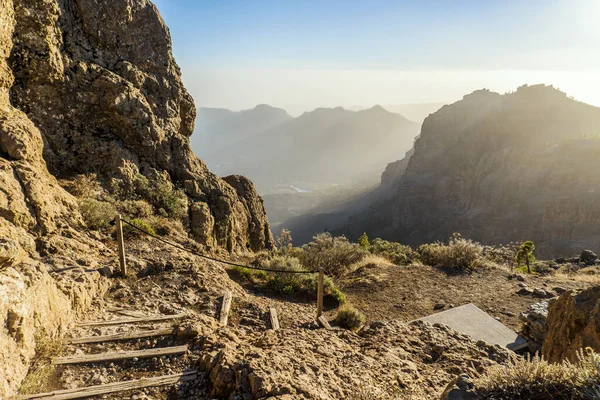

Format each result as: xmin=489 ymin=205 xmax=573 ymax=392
xmin=580 ymin=250 xmax=598 ymax=265
xmin=440 ymin=375 xmax=479 ymax=400
xmin=543 ymin=287 xmax=600 ymax=362
xmin=519 ymin=300 xmax=549 ymax=353
xmin=6 ymin=0 xmax=274 ymax=253
xmin=339 ymin=85 xmax=600 ymax=257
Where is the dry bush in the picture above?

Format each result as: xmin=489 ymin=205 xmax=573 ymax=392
xmin=473 ymin=349 xmax=600 ymax=399
xmin=78 ymin=198 xmax=116 ymax=230
xmin=62 ymin=173 xmax=102 ymax=198
xmin=300 ymin=232 xmax=368 ymax=277
xmin=335 ymin=304 xmax=365 ymax=330
xmin=417 ymin=233 xmax=484 ymax=271
xmin=118 ymin=199 xmax=153 ymax=218
xmin=368 ymin=238 xmax=416 ymax=265
xmin=483 ymin=242 xmax=520 ymax=269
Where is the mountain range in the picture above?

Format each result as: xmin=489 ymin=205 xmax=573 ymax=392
xmin=282 ymin=85 xmax=600 ymax=257
xmin=191 ymin=105 xmax=421 ymax=191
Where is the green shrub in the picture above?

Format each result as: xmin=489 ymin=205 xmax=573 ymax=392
xmin=79 ymin=198 xmax=116 ymax=230
xmin=300 ymin=232 xmax=368 ymax=277
xmin=149 ymin=179 xmax=187 ymax=219
xmin=515 ymin=241 xmax=536 ymax=274
xmin=369 ymin=238 xmax=415 ymax=265
xmin=123 ymin=218 xmax=156 ymax=238
xmin=335 ymin=304 xmax=365 ymax=330
xmin=473 ymin=349 xmax=600 ymax=399
xmin=358 ymin=232 xmax=370 ymax=249
xmin=417 ymin=233 xmax=483 ymax=271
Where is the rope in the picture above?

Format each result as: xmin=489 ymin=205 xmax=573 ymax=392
xmin=120 ymin=219 xmax=319 ymax=274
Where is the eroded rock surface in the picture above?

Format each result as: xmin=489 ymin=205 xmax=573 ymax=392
xmin=543 ymin=287 xmax=600 ymax=362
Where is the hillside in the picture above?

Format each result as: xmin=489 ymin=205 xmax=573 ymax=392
xmin=195 ymin=105 xmax=420 ymax=190
xmin=338 ymin=85 xmax=600 ymax=257
xmin=192 ymin=105 xmax=292 ymax=157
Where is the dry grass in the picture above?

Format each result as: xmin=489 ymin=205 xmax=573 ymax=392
xmin=472 ymin=349 xmax=600 ymax=399
xmin=348 ymin=255 xmax=395 ymax=273
xmin=19 ymin=332 xmax=65 ymax=395
xmin=554 ymin=273 xmax=600 ymax=284
xmin=335 ymin=304 xmax=366 ymax=330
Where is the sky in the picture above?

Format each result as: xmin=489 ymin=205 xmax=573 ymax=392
xmin=153 ymin=0 xmax=600 ymax=115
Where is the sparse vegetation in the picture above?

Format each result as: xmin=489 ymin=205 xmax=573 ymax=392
xmin=358 ymin=232 xmax=370 ymax=249
xmin=19 ymin=332 xmax=64 ymax=395
xmin=417 ymin=233 xmax=485 ymax=271
xmin=515 ymin=241 xmax=536 ymax=274
xmin=473 ymin=349 xmax=600 ymax=399
xmin=369 ymin=238 xmax=415 ymax=265
xmin=335 ymin=304 xmax=365 ymax=330
xmin=78 ymin=198 xmax=116 ymax=230
xmin=123 ymin=218 xmax=156 ymax=238
xmin=300 ymin=232 xmax=368 ymax=277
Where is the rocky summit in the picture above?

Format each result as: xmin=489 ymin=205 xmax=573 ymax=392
xmin=340 ymin=85 xmax=600 ymax=257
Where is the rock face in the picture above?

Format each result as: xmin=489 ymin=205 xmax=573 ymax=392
xmin=7 ymin=0 xmax=274 ymax=252
xmin=519 ymin=300 xmax=549 ymax=353
xmin=0 ymin=0 xmax=272 ymax=396
xmin=543 ymin=287 xmax=600 ymax=363
xmin=342 ymin=85 xmax=600 ymax=257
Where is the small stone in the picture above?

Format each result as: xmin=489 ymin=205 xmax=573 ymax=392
xmin=434 ymin=303 xmax=445 ymax=310
xmin=517 ymin=287 xmax=534 ymax=296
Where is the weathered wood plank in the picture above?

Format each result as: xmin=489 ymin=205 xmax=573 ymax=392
xmin=116 ymin=214 xmax=127 ymax=276
xmin=269 ymin=307 xmax=280 ymax=330
xmin=18 ymin=371 xmax=197 ymax=400
xmin=317 ymin=270 xmax=324 ymax=317
xmin=317 ymin=315 xmax=332 ymax=330
xmin=219 ymin=291 xmax=233 ymax=326
xmin=66 ymin=327 xmax=175 ymax=344
xmin=53 ymin=345 xmax=188 ymax=365
xmin=114 ymin=310 xmax=147 ymax=317
xmin=77 ymin=313 xmax=187 ymax=327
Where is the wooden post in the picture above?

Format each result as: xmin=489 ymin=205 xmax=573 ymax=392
xmin=220 ymin=291 xmax=233 ymax=326
xmin=269 ymin=307 xmax=280 ymax=330
xmin=317 ymin=269 xmax=324 ymax=317
xmin=116 ymin=214 xmax=127 ymax=276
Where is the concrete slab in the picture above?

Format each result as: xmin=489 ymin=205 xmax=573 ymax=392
xmin=418 ymin=303 xmax=528 ymax=351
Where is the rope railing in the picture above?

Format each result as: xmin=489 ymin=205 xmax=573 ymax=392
xmin=119 ymin=218 xmax=320 ymax=274
xmin=114 ymin=215 xmax=326 ymax=319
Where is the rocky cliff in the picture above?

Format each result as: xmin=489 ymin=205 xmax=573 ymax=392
xmin=342 ymin=85 xmax=600 ymax=257
xmin=0 ymin=0 xmax=273 ymax=396
xmin=7 ymin=0 xmax=273 ymax=253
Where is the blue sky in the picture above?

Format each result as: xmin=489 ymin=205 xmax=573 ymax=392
xmin=153 ymin=0 xmax=600 ymax=114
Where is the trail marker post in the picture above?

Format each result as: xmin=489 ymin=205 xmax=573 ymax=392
xmin=116 ymin=214 xmax=127 ymax=276
xmin=317 ymin=269 xmax=324 ymax=317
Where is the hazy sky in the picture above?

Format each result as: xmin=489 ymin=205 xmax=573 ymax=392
xmin=153 ymin=0 xmax=600 ymax=115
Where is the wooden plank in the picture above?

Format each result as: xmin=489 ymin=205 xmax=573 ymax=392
xmin=317 ymin=270 xmax=324 ymax=317
xmin=317 ymin=315 xmax=332 ymax=330
xmin=18 ymin=371 xmax=197 ymax=400
xmin=269 ymin=307 xmax=280 ymax=330
xmin=116 ymin=214 xmax=127 ymax=276
xmin=77 ymin=313 xmax=187 ymax=327
xmin=53 ymin=345 xmax=188 ymax=365
xmin=115 ymin=310 xmax=147 ymax=318
xmin=66 ymin=327 xmax=175 ymax=344
xmin=220 ymin=291 xmax=233 ymax=326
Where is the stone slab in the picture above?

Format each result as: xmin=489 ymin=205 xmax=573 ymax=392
xmin=418 ymin=303 xmax=528 ymax=351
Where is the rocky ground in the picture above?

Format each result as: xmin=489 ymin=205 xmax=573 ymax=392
xmin=340 ymin=261 xmax=590 ymax=331
xmin=17 ymin=231 xmax=596 ymax=399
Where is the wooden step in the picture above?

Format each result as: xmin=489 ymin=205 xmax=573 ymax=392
xmin=53 ymin=345 xmax=188 ymax=365
xmin=77 ymin=313 xmax=187 ymax=327
xmin=66 ymin=327 xmax=176 ymax=344
xmin=19 ymin=371 xmax=197 ymax=399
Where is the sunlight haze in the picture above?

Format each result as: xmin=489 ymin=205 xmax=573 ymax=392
xmin=154 ymin=0 xmax=600 ymax=115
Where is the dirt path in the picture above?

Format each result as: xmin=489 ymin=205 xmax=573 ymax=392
xmin=341 ymin=263 xmax=590 ymax=331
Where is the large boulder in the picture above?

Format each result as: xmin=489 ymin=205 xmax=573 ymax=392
xmin=543 ymin=287 xmax=600 ymax=363
xmin=580 ymin=250 xmax=598 ymax=265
